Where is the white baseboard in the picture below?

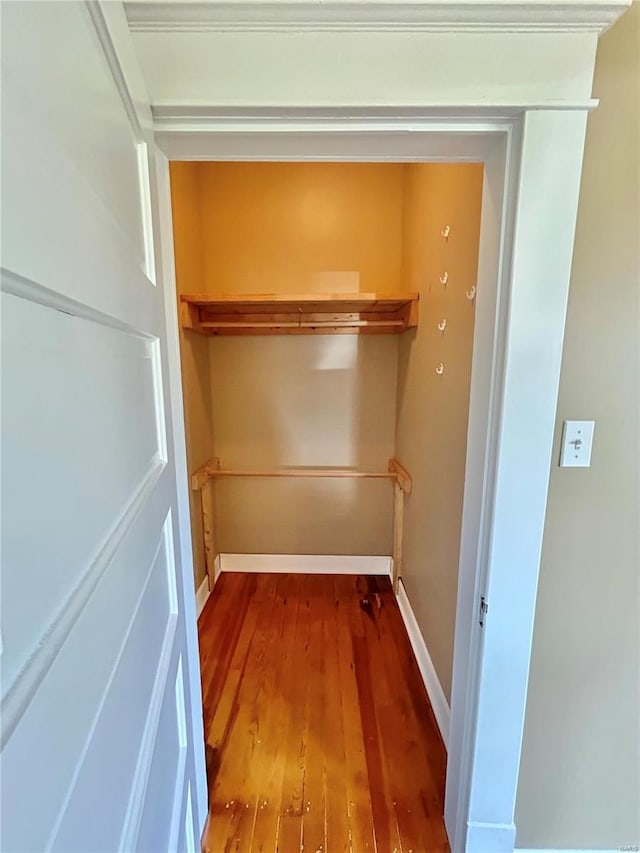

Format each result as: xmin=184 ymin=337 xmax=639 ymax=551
xmin=465 ymin=820 xmax=516 ymax=852
xmin=395 ymin=577 xmax=451 ymax=749
xmin=195 ymin=576 xmax=210 ymax=618
xmin=219 ymin=553 xmax=393 ymax=576
xmin=516 ymin=849 xmax=620 ymax=853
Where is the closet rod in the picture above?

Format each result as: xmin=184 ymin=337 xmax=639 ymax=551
xmin=191 ymin=457 xmax=412 ymax=492
xmin=191 ymin=456 xmax=412 ymax=593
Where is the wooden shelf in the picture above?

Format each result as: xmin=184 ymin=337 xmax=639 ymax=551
xmin=179 ymin=292 xmax=419 ymax=336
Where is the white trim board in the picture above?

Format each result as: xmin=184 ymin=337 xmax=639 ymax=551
xmin=195 ymin=555 xmax=222 ymax=618
xmin=124 ymin=1 xmax=628 ymax=34
xmin=195 ymin=576 xmax=210 ymax=619
xmin=516 ymin=849 xmax=620 ymax=852
xmin=218 ymin=553 xmax=393 ymax=576
xmin=395 ymin=578 xmax=451 ymax=750
xmin=466 ymin=821 xmax=517 ymax=853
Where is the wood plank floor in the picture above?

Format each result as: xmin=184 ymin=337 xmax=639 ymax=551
xmin=198 ymin=573 xmax=450 ymax=853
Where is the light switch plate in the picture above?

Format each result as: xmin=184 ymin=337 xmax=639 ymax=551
xmin=560 ymin=420 xmax=595 ymax=467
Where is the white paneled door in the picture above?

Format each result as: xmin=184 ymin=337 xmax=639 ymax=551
xmin=0 ymin=3 xmax=207 ymax=851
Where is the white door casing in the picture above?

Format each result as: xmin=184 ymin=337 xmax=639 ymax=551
xmin=138 ymin=103 xmax=592 ymax=852
xmin=0 ymin=3 xmax=207 ymax=851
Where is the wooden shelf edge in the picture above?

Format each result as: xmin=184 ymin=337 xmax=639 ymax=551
xmin=179 ymin=292 xmax=419 ymax=336
xmin=180 ymin=291 xmax=419 ymax=305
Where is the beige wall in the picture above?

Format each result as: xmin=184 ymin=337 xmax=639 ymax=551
xmin=395 ymin=164 xmax=484 ymax=701
xmin=169 ymin=162 xmax=215 ymax=589
xmin=210 ymin=335 xmax=397 ymax=554
xmin=515 ymin=4 xmax=640 ymax=848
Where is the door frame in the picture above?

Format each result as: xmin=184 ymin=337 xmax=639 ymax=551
xmin=153 ymin=106 xmax=590 ymax=852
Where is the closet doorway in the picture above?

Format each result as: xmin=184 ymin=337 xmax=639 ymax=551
xmin=169 ymin=160 xmax=485 ymax=851
xmin=149 ymin=88 xmax=589 ymax=853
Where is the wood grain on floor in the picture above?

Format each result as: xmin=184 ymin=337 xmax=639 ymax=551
xmin=198 ymin=572 xmax=450 ymax=853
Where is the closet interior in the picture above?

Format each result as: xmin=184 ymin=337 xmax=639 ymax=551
xmin=170 ymin=160 xmax=484 ymax=705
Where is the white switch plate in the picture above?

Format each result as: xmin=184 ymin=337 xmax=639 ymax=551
xmin=560 ymin=420 xmax=595 ymax=467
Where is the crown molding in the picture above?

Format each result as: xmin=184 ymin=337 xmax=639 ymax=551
xmin=150 ymin=102 xmax=598 ymax=131
xmin=125 ymin=0 xmax=629 ymax=34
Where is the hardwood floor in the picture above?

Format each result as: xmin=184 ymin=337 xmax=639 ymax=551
xmin=198 ymin=573 xmax=450 ymax=853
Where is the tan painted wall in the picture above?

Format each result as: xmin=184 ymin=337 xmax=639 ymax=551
xmin=169 ymin=162 xmax=215 ymax=589
xmin=515 ymin=5 xmax=640 ymax=848
xmin=199 ymin=162 xmax=405 ymax=295
xmin=395 ymin=164 xmax=484 ymax=701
